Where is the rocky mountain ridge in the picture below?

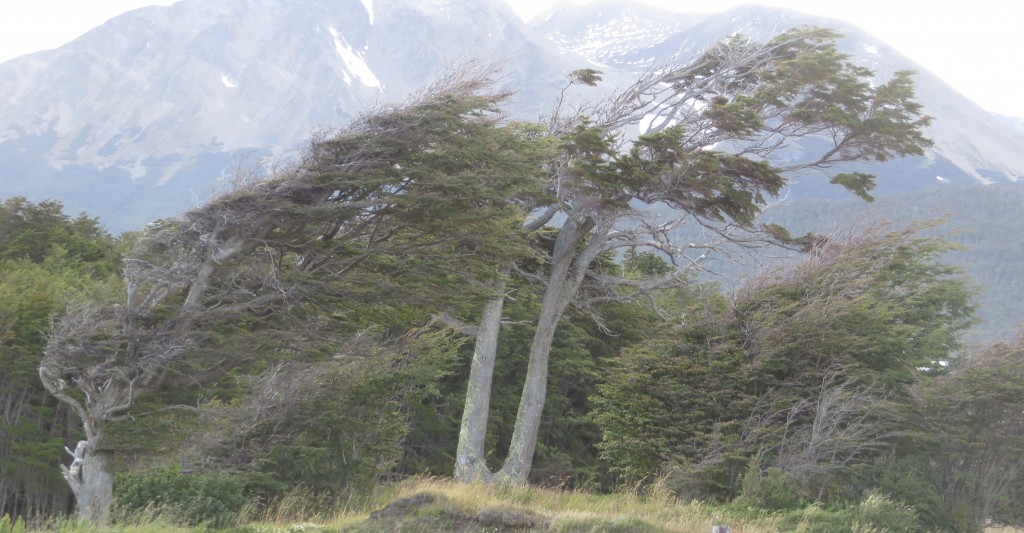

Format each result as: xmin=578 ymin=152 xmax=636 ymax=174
xmin=0 ymin=0 xmax=1022 ymax=230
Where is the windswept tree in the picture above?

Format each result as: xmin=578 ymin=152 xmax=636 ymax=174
xmin=39 ymin=65 xmax=552 ymax=522
xmin=454 ymin=27 xmax=935 ymax=485
xmin=922 ymin=331 xmax=1024 ymax=527
xmin=591 ymin=223 xmax=975 ymax=506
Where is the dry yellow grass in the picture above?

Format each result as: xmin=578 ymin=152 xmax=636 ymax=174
xmin=321 ymin=476 xmax=775 ymax=533
xmin=27 ymin=476 xmax=998 ymax=532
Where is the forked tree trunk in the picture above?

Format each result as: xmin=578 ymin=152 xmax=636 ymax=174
xmin=455 ymin=216 xmax=591 ymax=485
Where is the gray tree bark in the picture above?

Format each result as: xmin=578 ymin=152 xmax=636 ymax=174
xmin=454 ymin=278 xmax=506 ymax=483
xmin=37 ymin=365 xmax=117 ymax=525
xmin=497 ymin=216 xmax=599 ymax=484
xmin=60 ymin=439 xmax=112 ymax=524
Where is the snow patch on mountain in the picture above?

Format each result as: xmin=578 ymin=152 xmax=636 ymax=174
xmin=327 ymin=25 xmax=381 ymax=90
xmin=538 ymin=2 xmax=700 ymax=68
xmin=360 ymin=0 xmax=375 ymax=25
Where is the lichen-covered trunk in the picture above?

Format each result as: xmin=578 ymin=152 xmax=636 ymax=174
xmin=496 ymin=277 xmax=571 ymax=484
xmin=39 ymin=366 xmax=122 ymax=524
xmin=496 ymin=218 xmax=588 ymax=485
xmin=60 ymin=433 xmax=113 ymax=524
xmin=454 ymin=276 xmax=507 ymax=483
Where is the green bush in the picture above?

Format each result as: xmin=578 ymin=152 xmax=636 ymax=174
xmin=114 ymin=465 xmax=246 ymax=527
xmin=735 ymin=465 xmax=802 ymax=511
xmin=869 ymin=455 xmax=976 ymax=531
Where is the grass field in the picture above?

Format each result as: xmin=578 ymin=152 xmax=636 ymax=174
xmin=4 ymin=478 xmax=1020 ymax=532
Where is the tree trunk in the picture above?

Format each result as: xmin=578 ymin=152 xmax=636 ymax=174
xmin=496 ymin=280 xmax=570 ymax=484
xmin=454 ymin=212 xmax=597 ymax=486
xmin=38 ymin=366 xmax=118 ymax=523
xmin=61 ymin=438 xmax=113 ymax=524
xmin=496 ymin=218 xmax=588 ymax=484
xmin=454 ymin=274 xmax=508 ymax=483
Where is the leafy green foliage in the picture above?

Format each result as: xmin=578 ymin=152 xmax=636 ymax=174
xmin=0 ymin=197 xmax=119 ymax=271
xmin=829 ymin=173 xmax=876 ymax=202
xmin=919 ymin=332 xmax=1024 ymax=527
xmin=239 ymin=329 xmax=464 ymax=499
xmin=867 ymin=455 xmax=973 ymax=531
xmin=592 ymin=287 xmax=747 ymax=494
xmin=735 ymin=464 xmax=802 ymax=511
xmin=851 ymin=492 xmax=922 ymax=533
xmin=738 ymin=225 xmax=973 ymax=381
xmin=568 ymin=69 xmax=603 ymax=87
xmin=594 ymin=225 xmax=975 ymax=504
xmin=114 ymin=465 xmax=245 ymax=527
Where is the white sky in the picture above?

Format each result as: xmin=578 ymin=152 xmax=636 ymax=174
xmin=1 ymin=0 xmax=1022 ymax=116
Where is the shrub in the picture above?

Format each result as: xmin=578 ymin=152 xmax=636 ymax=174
xmin=0 ymin=515 xmax=25 ymax=533
xmin=734 ymin=464 xmax=802 ymax=511
xmin=114 ymin=465 xmax=246 ymax=527
xmin=869 ymin=455 xmax=976 ymax=531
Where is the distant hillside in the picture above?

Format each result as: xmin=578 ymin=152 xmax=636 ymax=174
xmin=731 ymin=185 xmax=1024 ymax=344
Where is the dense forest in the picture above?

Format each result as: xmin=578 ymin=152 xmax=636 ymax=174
xmin=2 ymin=29 xmax=1023 ymax=532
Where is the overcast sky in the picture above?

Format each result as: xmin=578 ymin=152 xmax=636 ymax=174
xmin=1 ymin=0 xmax=1022 ymax=116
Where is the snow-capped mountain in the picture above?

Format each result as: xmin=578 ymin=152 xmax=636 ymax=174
xmin=0 ymin=0 xmax=583 ymax=230
xmin=1 ymin=0 xmax=1022 ymax=230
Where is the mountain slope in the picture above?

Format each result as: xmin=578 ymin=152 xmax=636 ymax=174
xmin=0 ymin=0 xmax=584 ymax=230
xmin=2 ymin=0 xmax=1023 ymax=231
